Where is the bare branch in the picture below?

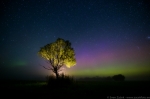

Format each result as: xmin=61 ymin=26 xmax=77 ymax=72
xmin=57 ymin=65 xmax=63 ymax=70
xmin=50 ymin=59 xmax=55 ymax=68
xmin=39 ymin=64 xmax=52 ymax=70
xmin=43 ymin=66 xmax=51 ymax=70
xmin=45 ymin=60 xmax=50 ymax=64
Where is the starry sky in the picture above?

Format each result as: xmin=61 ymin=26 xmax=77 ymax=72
xmin=0 ymin=0 xmax=150 ymax=80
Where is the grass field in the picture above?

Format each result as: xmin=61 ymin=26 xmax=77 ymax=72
xmin=0 ymin=79 xmax=150 ymax=98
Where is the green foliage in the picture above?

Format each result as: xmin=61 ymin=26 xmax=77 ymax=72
xmin=38 ymin=38 xmax=76 ymax=78
xmin=38 ymin=38 xmax=76 ymax=67
xmin=38 ymin=38 xmax=76 ymax=68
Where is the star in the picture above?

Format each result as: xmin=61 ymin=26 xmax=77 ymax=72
xmin=0 ymin=0 xmax=150 ymax=81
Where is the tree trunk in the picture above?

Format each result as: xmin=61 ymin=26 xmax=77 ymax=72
xmin=53 ymin=67 xmax=59 ymax=79
xmin=53 ymin=68 xmax=59 ymax=79
xmin=55 ymin=71 xmax=59 ymax=79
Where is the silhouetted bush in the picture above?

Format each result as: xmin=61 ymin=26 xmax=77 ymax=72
xmin=46 ymin=73 xmax=74 ymax=87
xmin=112 ymin=74 xmax=125 ymax=81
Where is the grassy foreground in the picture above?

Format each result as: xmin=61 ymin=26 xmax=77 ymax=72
xmin=0 ymin=79 xmax=150 ymax=98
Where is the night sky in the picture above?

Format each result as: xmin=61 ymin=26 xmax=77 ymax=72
xmin=0 ymin=0 xmax=150 ymax=80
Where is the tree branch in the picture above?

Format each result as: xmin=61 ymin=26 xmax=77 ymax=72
xmin=43 ymin=66 xmax=51 ymax=70
xmin=50 ymin=59 xmax=55 ymax=68
xmin=58 ymin=65 xmax=63 ymax=70
xmin=39 ymin=64 xmax=53 ymax=70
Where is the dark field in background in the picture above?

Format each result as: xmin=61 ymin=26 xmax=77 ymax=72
xmin=0 ymin=79 xmax=149 ymax=98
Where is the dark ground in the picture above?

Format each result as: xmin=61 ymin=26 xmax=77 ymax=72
xmin=0 ymin=80 xmax=150 ymax=99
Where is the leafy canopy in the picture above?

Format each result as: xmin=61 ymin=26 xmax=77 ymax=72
xmin=38 ymin=38 xmax=76 ymax=68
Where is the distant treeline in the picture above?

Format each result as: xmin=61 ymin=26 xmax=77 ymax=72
xmin=77 ymin=74 xmax=125 ymax=81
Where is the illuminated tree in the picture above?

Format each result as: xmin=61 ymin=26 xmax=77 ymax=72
xmin=38 ymin=38 xmax=76 ymax=79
